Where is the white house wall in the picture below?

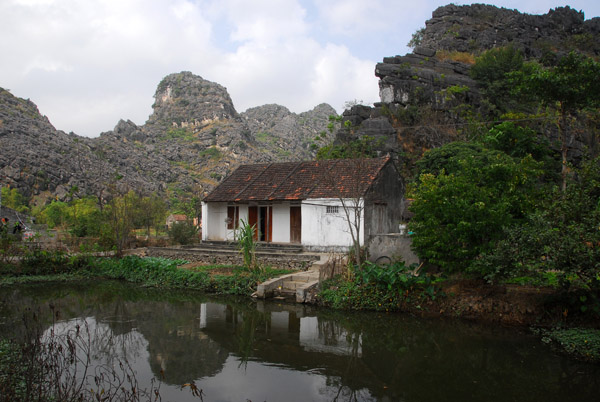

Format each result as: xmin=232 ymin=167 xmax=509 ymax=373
xmin=301 ymin=198 xmax=364 ymax=251
xmin=202 ymin=202 xmax=226 ymax=241
xmin=203 ymin=203 xmax=291 ymax=242
xmin=272 ymin=203 xmax=290 ymax=243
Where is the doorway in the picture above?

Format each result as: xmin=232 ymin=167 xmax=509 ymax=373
xmin=290 ymin=206 xmax=301 ymax=243
xmin=248 ymin=206 xmax=272 ymax=242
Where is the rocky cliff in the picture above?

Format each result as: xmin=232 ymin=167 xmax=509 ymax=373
xmin=0 ymin=72 xmax=335 ymax=204
xmin=420 ymin=4 xmax=600 ymax=58
xmin=336 ymin=4 xmax=600 ymax=167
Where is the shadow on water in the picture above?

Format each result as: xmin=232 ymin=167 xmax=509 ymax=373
xmin=1 ymin=281 xmax=599 ymax=402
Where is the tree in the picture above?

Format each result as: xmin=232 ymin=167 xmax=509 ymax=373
xmin=105 ymin=191 xmax=138 ymax=256
xmin=409 ymin=142 xmax=544 ymax=273
xmin=476 ymin=156 xmax=600 ymax=287
xmin=511 ymin=52 xmax=600 ymax=191
xmin=407 ymin=27 xmax=425 ymax=50
xmin=470 ymin=46 xmax=528 ymax=114
xmin=168 ymin=220 xmax=199 ymax=245
xmin=134 ymin=193 xmax=168 ymax=237
xmin=0 ymin=187 xmax=28 ymax=213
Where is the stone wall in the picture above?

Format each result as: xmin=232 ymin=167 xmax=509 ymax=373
xmin=368 ymin=234 xmax=419 ymax=266
xmin=145 ymin=247 xmax=318 ymax=270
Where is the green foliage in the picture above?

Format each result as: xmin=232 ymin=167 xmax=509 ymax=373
xmin=316 ymin=135 xmax=381 ymax=160
xmin=407 ymin=27 xmax=425 ymax=49
xmin=470 ymin=46 xmax=530 ymax=113
xmin=476 ymin=157 xmax=600 ymax=289
xmin=537 ymin=328 xmax=600 ymax=362
xmin=356 ymin=261 xmax=429 ymax=292
xmin=237 ymin=219 xmax=258 ymax=271
xmin=409 ymin=142 xmax=544 ymax=273
xmin=0 ymin=187 xmax=28 ymax=213
xmin=88 ymin=256 xmax=290 ymax=296
xmin=199 ymin=146 xmax=222 ymax=160
xmin=319 ymin=261 xmax=440 ymax=311
xmin=163 ymin=127 xmax=194 ymax=141
xmin=255 ymin=131 xmax=278 ymax=145
xmin=482 ymin=122 xmax=551 ymax=161
xmin=511 ymin=52 xmax=600 ymax=113
xmin=20 ymin=249 xmax=68 ymax=273
xmin=168 ymin=220 xmax=199 ymax=245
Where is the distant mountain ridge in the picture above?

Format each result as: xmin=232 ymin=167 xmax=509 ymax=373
xmin=0 ymin=72 xmax=336 ymax=205
xmin=3 ymin=3 xmax=599 ymax=206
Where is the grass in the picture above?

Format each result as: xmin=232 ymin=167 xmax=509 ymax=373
xmin=0 ymin=255 xmax=292 ymax=297
xmin=435 ymin=50 xmax=476 ymax=64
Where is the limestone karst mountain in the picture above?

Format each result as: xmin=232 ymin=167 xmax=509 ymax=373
xmin=2 ymin=4 xmax=599 ymax=206
xmin=0 ymin=72 xmax=336 ymax=204
xmin=334 ymin=4 xmax=600 ymax=168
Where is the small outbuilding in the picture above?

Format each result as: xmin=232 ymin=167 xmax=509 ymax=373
xmin=201 ymin=156 xmax=404 ymax=252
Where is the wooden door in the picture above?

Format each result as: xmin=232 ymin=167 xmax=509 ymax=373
xmin=248 ymin=206 xmax=258 ymax=241
xmin=267 ymin=206 xmax=273 ymax=242
xmin=290 ymin=206 xmax=301 ymax=243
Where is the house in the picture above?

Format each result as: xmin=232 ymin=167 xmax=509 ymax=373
xmin=165 ymin=214 xmax=188 ymax=229
xmin=201 ymin=156 xmax=404 ymax=251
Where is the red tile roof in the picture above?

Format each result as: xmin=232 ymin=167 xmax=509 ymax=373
xmin=204 ymin=157 xmax=390 ymax=202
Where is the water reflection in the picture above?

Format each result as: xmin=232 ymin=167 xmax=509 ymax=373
xmin=1 ymin=281 xmax=599 ymax=402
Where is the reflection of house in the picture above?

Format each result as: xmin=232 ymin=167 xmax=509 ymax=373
xmin=201 ymin=157 xmax=403 ymax=251
xmin=165 ymin=214 xmax=187 ymax=229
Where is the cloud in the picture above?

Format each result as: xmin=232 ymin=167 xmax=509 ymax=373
xmin=1 ymin=0 xmax=599 ymax=137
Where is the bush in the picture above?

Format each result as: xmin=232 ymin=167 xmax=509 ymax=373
xmin=410 ymin=146 xmax=544 ymax=274
xmin=476 ymin=158 xmax=600 ymax=292
xmin=168 ymin=221 xmax=199 ymax=245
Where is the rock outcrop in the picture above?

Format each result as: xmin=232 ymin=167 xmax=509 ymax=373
xmin=335 ymin=4 xmax=600 ymax=165
xmin=420 ymin=4 xmax=600 ymax=58
xmin=0 ymin=72 xmax=336 ymax=202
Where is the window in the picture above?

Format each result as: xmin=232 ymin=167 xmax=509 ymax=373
xmin=227 ymin=206 xmax=239 ymax=229
xmin=326 ymin=205 xmax=339 ymax=214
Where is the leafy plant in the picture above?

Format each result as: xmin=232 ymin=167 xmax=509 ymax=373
xmin=168 ymin=220 xmax=199 ymax=245
xmin=409 ymin=142 xmax=544 ymax=274
xmin=237 ymin=219 xmax=259 ymax=271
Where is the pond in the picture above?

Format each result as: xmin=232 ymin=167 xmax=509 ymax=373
xmin=0 ymin=281 xmax=599 ymax=402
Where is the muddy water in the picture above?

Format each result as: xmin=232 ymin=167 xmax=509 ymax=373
xmin=0 ymin=281 xmax=598 ymax=402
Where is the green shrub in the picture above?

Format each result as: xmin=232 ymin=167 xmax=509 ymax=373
xmin=168 ymin=221 xmax=199 ymax=245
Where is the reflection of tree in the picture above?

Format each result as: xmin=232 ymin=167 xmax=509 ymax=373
xmin=234 ymin=307 xmax=270 ymax=369
xmin=3 ymin=282 xmax=600 ymax=402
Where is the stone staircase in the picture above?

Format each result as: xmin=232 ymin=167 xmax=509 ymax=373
xmin=254 ymin=253 xmax=329 ymax=303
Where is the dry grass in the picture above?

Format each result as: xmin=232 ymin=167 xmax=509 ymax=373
xmin=435 ymin=50 xmax=476 ymax=65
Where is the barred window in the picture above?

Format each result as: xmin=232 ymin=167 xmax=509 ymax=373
xmin=326 ymin=205 xmax=339 ymax=214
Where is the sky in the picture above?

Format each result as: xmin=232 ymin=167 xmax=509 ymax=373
xmin=1 ymin=0 xmax=599 ymax=137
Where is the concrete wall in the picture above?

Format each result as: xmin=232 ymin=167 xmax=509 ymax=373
xmin=367 ymin=234 xmax=419 ymax=266
xmin=203 ymin=202 xmax=291 ymax=243
xmin=202 ymin=202 xmax=227 ymax=241
xmin=272 ymin=202 xmax=291 ymax=243
xmin=301 ymin=198 xmax=364 ymax=251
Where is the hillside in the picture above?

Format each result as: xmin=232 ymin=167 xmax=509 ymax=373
xmin=2 ymin=4 xmax=600 ymax=206
xmin=0 ymin=72 xmax=335 ymax=204
xmin=335 ymin=4 xmax=600 ymax=169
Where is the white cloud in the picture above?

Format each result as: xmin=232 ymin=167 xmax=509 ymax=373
xmin=1 ymin=0 xmax=599 ymax=137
